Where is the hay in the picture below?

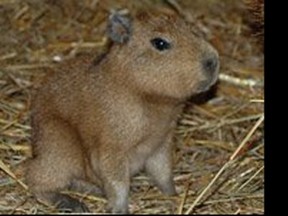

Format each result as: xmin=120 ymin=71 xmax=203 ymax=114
xmin=243 ymin=0 xmax=264 ymax=45
xmin=0 ymin=0 xmax=264 ymax=214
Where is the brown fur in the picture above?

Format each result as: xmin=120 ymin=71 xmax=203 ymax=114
xmin=25 ymin=9 xmax=219 ymax=213
xmin=244 ymin=0 xmax=264 ymax=49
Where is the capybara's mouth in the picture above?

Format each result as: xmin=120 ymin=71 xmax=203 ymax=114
xmin=195 ymin=75 xmax=219 ymax=93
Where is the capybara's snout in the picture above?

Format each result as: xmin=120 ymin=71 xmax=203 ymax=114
xmin=197 ymin=48 xmax=219 ymax=92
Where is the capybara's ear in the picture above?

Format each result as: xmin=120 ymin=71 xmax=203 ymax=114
xmin=107 ymin=12 xmax=132 ymax=44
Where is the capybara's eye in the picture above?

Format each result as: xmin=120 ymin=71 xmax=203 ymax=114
xmin=150 ymin=38 xmax=171 ymax=51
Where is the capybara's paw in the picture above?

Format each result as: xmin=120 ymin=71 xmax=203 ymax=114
xmin=55 ymin=194 xmax=89 ymax=213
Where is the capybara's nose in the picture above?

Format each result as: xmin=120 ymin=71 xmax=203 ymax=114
xmin=202 ymin=53 xmax=219 ymax=77
xmin=196 ymin=52 xmax=219 ymax=93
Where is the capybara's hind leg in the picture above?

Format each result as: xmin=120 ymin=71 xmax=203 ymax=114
xmin=37 ymin=192 xmax=89 ymax=213
xmin=70 ymin=178 xmax=104 ymax=197
xmin=25 ymin=118 xmax=88 ymax=212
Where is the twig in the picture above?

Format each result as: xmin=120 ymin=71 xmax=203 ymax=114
xmin=0 ymin=118 xmax=31 ymax=130
xmin=219 ymin=73 xmax=263 ymax=88
xmin=236 ymin=165 xmax=264 ymax=192
xmin=234 ymin=208 xmax=241 ymax=214
xmin=229 ymin=114 xmax=264 ymax=160
xmin=178 ymin=113 xmax=263 ymax=133
xmin=13 ymin=4 xmax=29 ymax=20
xmin=165 ymin=0 xmax=194 ymax=23
xmin=177 ymin=181 xmax=190 ymax=214
xmin=4 ymin=64 xmax=53 ymax=71
xmin=165 ymin=0 xmax=182 ymax=14
xmin=0 ymin=159 xmax=28 ymax=190
xmin=0 ymin=143 xmax=31 ymax=152
xmin=47 ymin=38 xmax=107 ymax=49
xmin=202 ymin=194 xmax=263 ymax=205
xmin=250 ymin=99 xmax=264 ymax=103
xmin=184 ymin=114 xmax=264 ymax=214
xmin=193 ymin=139 xmax=234 ymax=152
xmin=0 ymin=52 xmax=17 ymax=61
xmin=184 ymin=161 xmax=232 ymax=214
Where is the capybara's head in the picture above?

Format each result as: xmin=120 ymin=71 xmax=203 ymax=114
xmin=106 ymin=9 xmax=219 ymax=100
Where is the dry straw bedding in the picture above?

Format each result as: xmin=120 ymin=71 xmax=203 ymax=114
xmin=0 ymin=0 xmax=263 ymax=214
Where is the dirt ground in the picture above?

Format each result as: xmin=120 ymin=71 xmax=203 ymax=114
xmin=0 ymin=0 xmax=264 ymax=214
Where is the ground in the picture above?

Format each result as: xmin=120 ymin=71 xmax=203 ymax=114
xmin=0 ymin=0 xmax=264 ymax=214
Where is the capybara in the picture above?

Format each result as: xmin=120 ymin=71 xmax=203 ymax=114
xmin=25 ymin=9 xmax=219 ymax=213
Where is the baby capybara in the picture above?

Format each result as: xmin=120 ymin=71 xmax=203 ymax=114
xmin=25 ymin=9 xmax=219 ymax=213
